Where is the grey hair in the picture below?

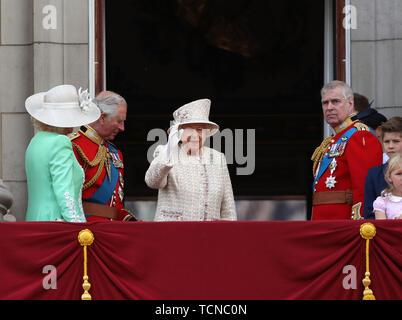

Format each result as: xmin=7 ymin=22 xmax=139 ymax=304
xmin=321 ymin=80 xmax=354 ymax=100
xmin=93 ymin=92 xmax=127 ymax=119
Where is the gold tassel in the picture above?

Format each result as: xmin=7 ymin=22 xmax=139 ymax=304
xmin=360 ymin=223 xmax=376 ymax=300
xmin=311 ymin=136 xmax=333 ymax=175
xmin=78 ymin=229 xmax=95 ymax=300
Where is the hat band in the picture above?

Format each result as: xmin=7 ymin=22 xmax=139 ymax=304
xmin=177 ymin=119 xmax=213 ymax=123
xmin=42 ymin=102 xmax=80 ymax=109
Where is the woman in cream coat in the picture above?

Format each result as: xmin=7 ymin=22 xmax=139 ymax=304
xmin=25 ymin=85 xmax=100 ymax=222
xmin=145 ymin=99 xmax=237 ymax=221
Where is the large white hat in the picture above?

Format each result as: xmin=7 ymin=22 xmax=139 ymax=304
xmin=168 ymin=98 xmax=219 ymax=137
xmin=25 ymin=84 xmax=100 ymax=128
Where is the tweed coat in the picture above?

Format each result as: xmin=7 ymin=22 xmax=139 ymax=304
xmin=145 ymin=145 xmax=237 ymax=221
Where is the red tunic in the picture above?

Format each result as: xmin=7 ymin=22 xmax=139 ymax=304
xmin=312 ymin=120 xmax=382 ymax=220
xmin=70 ymin=126 xmax=127 ymax=221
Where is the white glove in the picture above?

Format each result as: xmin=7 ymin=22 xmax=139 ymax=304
xmin=159 ymin=124 xmax=183 ymax=162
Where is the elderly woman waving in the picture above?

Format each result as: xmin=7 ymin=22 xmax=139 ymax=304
xmin=145 ymin=99 xmax=237 ymax=221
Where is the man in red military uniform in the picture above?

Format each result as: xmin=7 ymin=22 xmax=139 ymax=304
xmin=311 ymin=81 xmax=383 ymax=220
xmin=70 ymin=91 xmax=136 ymax=221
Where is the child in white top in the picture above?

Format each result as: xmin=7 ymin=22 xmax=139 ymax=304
xmin=373 ymin=153 xmax=402 ymax=219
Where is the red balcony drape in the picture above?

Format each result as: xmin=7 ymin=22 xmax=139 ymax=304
xmin=0 ymin=220 xmax=400 ymax=300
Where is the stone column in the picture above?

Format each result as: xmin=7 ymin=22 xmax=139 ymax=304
xmin=33 ymin=0 xmax=89 ymax=92
xmin=350 ymin=0 xmax=402 ymax=118
xmin=0 ymin=0 xmax=34 ymax=221
xmin=0 ymin=0 xmax=90 ymax=220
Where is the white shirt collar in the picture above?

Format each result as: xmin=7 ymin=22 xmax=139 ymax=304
xmin=389 ymin=194 xmax=402 ymax=202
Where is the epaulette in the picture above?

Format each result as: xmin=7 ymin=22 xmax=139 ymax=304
xmin=79 ymin=125 xmax=103 ymax=145
xmin=68 ymin=131 xmax=81 ymax=141
xmin=354 ymin=122 xmax=370 ymax=131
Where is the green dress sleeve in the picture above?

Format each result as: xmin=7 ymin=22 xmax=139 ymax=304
xmin=49 ymin=135 xmax=86 ymax=222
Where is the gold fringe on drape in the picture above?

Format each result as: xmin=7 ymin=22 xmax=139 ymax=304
xmin=78 ymin=229 xmax=94 ymax=300
xmin=360 ymin=223 xmax=376 ymax=300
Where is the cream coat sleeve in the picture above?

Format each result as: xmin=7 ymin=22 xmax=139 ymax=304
xmin=145 ymin=145 xmax=174 ymax=189
xmin=220 ymin=153 xmax=237 ymax=220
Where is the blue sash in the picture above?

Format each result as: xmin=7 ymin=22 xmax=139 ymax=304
xmin=312 ymin=127 xmax=357 ymax=192
xmin=86 ymin=143 xmax=119 ymax=205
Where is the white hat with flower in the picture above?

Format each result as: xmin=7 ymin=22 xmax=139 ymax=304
xmin=25 ymin=84 xmax=100 ymax=128
xmin=168 ymin=98 xmax=219 ymax=137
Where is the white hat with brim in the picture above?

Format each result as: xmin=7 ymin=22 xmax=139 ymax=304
xmin=25 ymin=85 xmax=101 ymax=128
xmin=167 ymin=99 xmax=219 ymax=137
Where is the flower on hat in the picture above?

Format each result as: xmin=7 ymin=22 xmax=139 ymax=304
xmin=175 ymin=109 xmax=190 ymax=122
xmin=78 ymin=87 xmax=91 ymax=112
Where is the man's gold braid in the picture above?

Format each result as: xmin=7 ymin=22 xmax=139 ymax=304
xmin=311 ymin=136 xmax=333 ymax=176
xmin=72 ymin=142 xmax=108 ymax=191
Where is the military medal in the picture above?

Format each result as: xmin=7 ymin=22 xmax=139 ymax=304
xmin=329 ymin=158 xmax=337 ymax=173
xmin=118 ymin=186 xmax=124 ymax=202
xmin=111 ymin=152 xmax=124 ymax=169
xmin=105 ymin=150 xmax=112 ymax=181
xmin=325 ymin=176 xmax=337 ymax=189
xmin=118 ymin=172 xmax=124 ymax=202
xmin=119 ymin=172 xmax=124 ymax=188
xmin=328 ymin=142 xmax=346 ymax=158
xmin=325 ymin=159 xmax=337 ymax=189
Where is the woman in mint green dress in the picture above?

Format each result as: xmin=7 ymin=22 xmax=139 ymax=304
xmin=24 ymin=85 xmax=100 ymax=222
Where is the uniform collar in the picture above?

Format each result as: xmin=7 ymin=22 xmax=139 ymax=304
xmin=79 ymin=125 xmax=104 ymax=145
xmin=332 ymin=116 xmax=356 ymax=135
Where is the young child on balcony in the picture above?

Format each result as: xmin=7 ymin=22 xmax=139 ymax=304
xmin=373 ymin=153 xmax=402 ymax=219
xmin=364 ymin=116 xmax=402 ymax=218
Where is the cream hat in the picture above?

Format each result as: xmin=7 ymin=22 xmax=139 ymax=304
xmin=168 ymin=98 xmax=219 ymax=137
xmin=25 ymin=84 xmax=100 ymax=128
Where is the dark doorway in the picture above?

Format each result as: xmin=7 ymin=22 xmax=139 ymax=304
xmin=105 ymin=0 xmax=324 ymax=218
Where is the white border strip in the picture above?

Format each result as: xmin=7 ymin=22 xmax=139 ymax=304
xmin=345 ymin=0 xmax=351 ymax=85
xmin=323 ymin=0 xmax=334 ymax=138
xmin=88 ymin=0 xmax=95 ymax=98
xmin=103 ymin=1 xmax=107 ymax=90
